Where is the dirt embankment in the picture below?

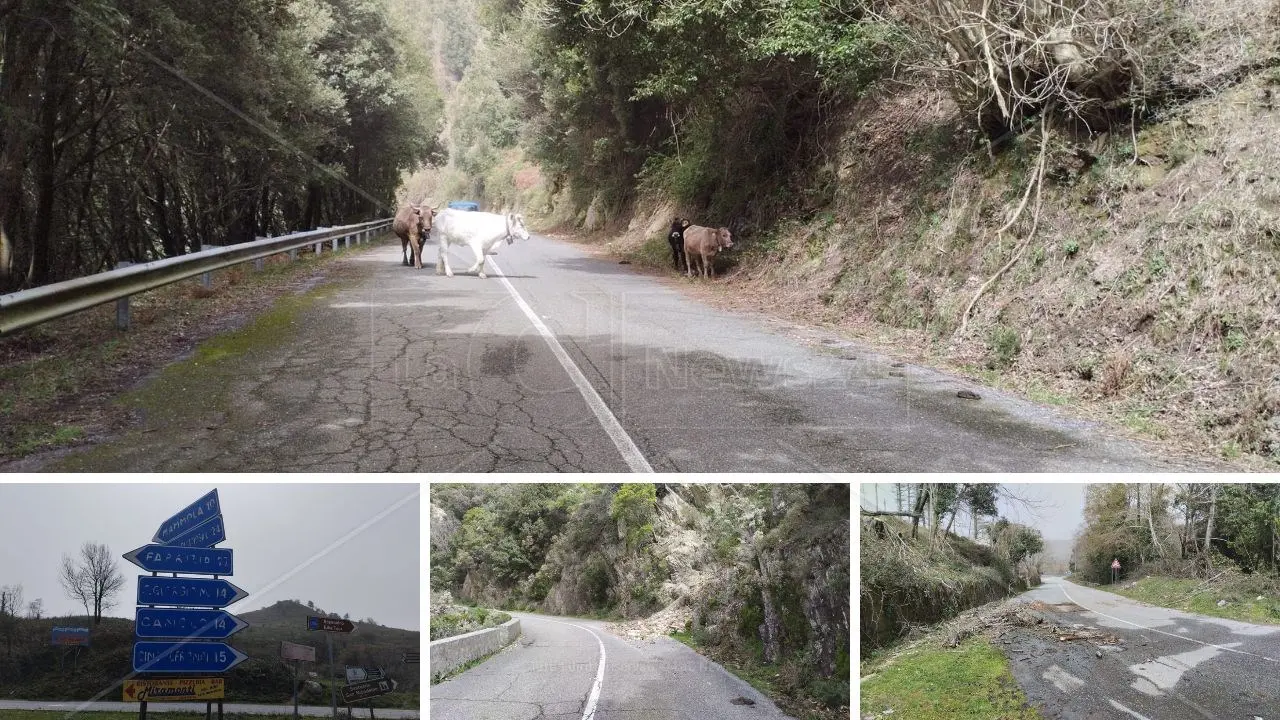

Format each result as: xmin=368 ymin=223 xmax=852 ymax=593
xmin=551 ymin=64 xmax=1280 ymax=470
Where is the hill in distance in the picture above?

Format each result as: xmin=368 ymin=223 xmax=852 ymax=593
xmin=0 ymin=600 xmax=420 ymax=708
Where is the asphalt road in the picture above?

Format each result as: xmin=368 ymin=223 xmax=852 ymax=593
xmin=46 ymin=234 xmax=1203 ymax=471
xmin=1008 ymin=575 xmax=1280 ymax=719
xmin=0 ymin=699 xmax=419 ymax=717
xmin=431 ymin=611 xmax=792 ymax=720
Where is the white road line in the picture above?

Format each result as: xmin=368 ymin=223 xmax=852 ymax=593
xmin=527 ymin=615 xmax=607 ymax=720
xmin=490 ymin=258 xmax=653 ymax=473
xmin=1055 ymin=581 xmax=1280 ymax=663
xmin=1108 ymin=699 xmax=1156 ymax=720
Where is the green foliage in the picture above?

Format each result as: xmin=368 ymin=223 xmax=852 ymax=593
xmin=0 ymin=0 xmax=444 ymax=291
xmin=471 ymin=0 xmax=903 ymax=227
xmin=987 ymin=325 xmax=1023 ymax=368
xmin=610 ymin=483 xmax=657 ymax=550
xmin=429 ymin=606 xmax=510 ymax=641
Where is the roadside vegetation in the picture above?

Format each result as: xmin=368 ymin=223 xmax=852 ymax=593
xmin=0 ymin=241 xmax=381 ymax=462
xmin=401 ymin=0 xmax=1280 ymax=467
xmin=1106 ymin=574 xmax=1280 ymax=625
xmin=429 ymin=593 xmax=511 ymax=640
xmin=430 ymin=483 xmax=850 ymax=719
xmin=1073 ymin=483 xmax=1280 ymax=624
xmin=861 ymin=483 xmax=1044 ymax=650
xmin=859 ymin=484 xmax=1050 ymax=719
xmin=862 ymin=635 xmax=1042 ymax=720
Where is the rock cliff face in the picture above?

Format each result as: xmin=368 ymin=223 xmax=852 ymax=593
xmin=429 ymin=483 xmax=850 ymax=691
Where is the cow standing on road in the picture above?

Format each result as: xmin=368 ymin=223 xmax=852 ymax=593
xmin=433 ymin=209 xmax=531 ymax=279
xmin=682 ymin=225 xmax=733 ymax=278
xmin=393 ymin=203 xmax=436 ymax=269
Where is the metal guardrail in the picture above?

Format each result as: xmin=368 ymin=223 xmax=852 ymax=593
xmin=0 ymin=218 xmax=392 ymax=336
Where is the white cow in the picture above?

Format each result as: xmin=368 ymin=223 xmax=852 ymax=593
xmin=433 ymin=209 xmax=531 ymax=279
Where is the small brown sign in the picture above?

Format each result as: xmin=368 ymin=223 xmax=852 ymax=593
xmin=341 ymin=677 xmax=397 ymax=704
xmin=307 ymin=615 xmax=356 ymax=633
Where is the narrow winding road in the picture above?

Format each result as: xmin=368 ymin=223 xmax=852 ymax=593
xmin=431 ymin=611 xmax=792 ymax=720
xmin=1010 ymin=575 xmax=1280 ymax=719
xmin=46 ymin=234 xmax=1204 ymax=471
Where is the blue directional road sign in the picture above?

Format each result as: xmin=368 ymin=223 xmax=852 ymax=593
xmin=135 ymin=608 xmax=249 ymax=640
xmin=154 ymin=489 xmax=221 ymax=545
xmin=133 ymin=641 xmax=248 ymax=673
xmin=51 ymin=627 xmax=90 ymax=646
xmin=123 ymin=545 xmax=233 ymax=575
xmin=137 ymin=576 xmax=248 ymax=608
xmin=166 ymin=514 xmax=226 ymax=549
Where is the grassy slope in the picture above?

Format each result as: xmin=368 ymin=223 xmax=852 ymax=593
xmin=860 ymin=636 xmax=1042 ymax=720
xmin=1103 ymin=574 xmax=1280 ymax=625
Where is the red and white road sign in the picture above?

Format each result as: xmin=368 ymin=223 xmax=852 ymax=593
xmin=1111 ymin=559 xmax=1121 ymax=570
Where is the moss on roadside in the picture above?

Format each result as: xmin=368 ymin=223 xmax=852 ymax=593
xmin=860 ymin=636 xmax=1042 ymax=720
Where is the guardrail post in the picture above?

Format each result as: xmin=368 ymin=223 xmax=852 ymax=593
xmin=200 ymin=245 xmax=213 ymax=289
xmin=254 ymin=238 xmax=265 ymax=272
xmin=115 ymin=261 xmax=134 ymax=330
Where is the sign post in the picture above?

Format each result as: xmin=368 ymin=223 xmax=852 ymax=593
xmin=280 ymin=642 xmax=315 ymax=720
xmin=127 ymin=489 xmax=247 ymax=720
xmin=307 ymin=615 xmax=356 ymax=719
xmin=1111 ymin=558 xmax=1121 ymax=584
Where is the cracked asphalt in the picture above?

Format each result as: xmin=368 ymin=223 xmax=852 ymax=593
xmin=431 ymin=611 xmax=793 ymax=720
xmin=1006 ymin=576 xmax=1280 ymax=719
xmin=48 ymin=234 xmax=1209 ymax=471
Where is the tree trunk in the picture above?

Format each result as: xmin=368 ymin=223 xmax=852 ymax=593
xmin=1146 ymin=485 xmax=1163 ymax=558
xmin=30 ymin=34 xmax=67 ymax=286
xmin=1204 ymin=484 xmax=1219 ymax=568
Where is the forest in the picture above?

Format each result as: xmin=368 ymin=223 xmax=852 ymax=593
xmin=1074 ymin=484 xmax=1280 ymax=584
xmin=0 ymin=0 xmax=442 ymax=291
xmin=430 ymin=483 xmax=850 ymax=718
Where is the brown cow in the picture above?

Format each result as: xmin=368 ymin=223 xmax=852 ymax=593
xmin=682 ymin=225 xmax=733 ymax=278
xmin=392 ymin=203 xmax=437 ymax=268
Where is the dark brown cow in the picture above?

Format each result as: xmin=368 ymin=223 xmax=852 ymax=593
xmin=682 ymin=225 xmax=733 ymax=278
xmin=392 ymin=203 xmax=436 ymax=268
xmin=668 ymin=217 xmax=691 ymax=271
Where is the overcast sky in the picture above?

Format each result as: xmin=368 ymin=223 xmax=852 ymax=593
xmin=860 ymin=482 xmax=1087 ymax=541
xmin=0 ymin=483 xmax=420 ymax=630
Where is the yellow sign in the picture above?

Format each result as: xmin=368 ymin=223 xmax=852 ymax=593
xmin=123 ymin=678 xmax=225 ymax=702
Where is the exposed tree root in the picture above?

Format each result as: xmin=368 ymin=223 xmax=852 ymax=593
xmin=958 ymin=109 xmax=1051 ymax=336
